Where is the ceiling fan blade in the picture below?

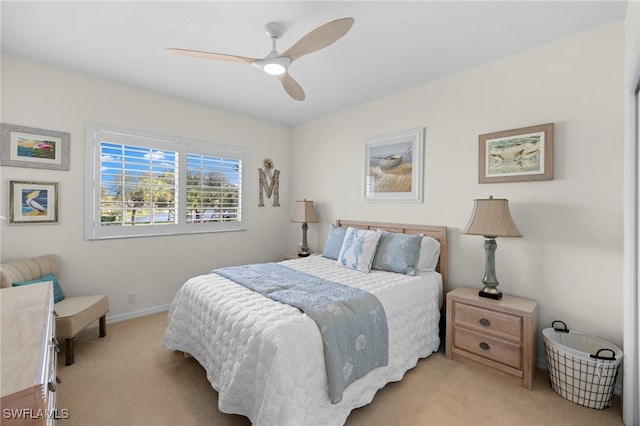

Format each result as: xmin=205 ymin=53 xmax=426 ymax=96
xmin=166 ymin=48 xmax=256 ymax=64
xmin=278 ymin=74 xmax=305 ymax=101
xmin=280 ymin=17 xmax=354 ymax=62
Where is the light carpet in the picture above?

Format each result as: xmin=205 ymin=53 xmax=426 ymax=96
xmin=56 ymin=311 xmax=623 ymax=426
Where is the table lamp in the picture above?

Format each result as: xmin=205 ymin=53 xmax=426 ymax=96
xmin=290 ymin=199 xmax=319 ymax=257
xmin=462 ymin=196 xmax=522 ymax=300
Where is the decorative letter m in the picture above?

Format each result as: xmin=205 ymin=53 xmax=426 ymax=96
xmin=258 ymin=168 xmax=280 ymax=207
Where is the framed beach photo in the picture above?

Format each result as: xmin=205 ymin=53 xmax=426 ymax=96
xmin=363 ymin=128 xmax=424 ymax=202
xmin=1 ymin=123 xmax=70 ymax=170
xmin=9 ymin=181 xmax=59 ymax=224
xmin=478 ymin=123 xmax=554 ymax=183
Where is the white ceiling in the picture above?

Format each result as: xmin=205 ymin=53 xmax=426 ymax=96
xmin=1 ymin=1 xmax=627 ymax=126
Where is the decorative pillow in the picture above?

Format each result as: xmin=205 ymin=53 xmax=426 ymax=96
xmin=372 ymin=231 xmax=422 ymax=275
xmin=337 ymin=227 xmax=382 ymax=273
xmin=12 ymin=272 xmax=65 ymax=303
xmin=416 ymin=236 xmax=441 ymax=272
xmin=322 ymin=224 xmax=348 ymax=260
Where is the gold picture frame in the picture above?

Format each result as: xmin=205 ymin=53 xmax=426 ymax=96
xmin=479 ymin=123 xmax=553 ymax=183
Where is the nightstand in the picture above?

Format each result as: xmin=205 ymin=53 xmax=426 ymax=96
xmin=445 ymin=287 xmax=538 ymax=389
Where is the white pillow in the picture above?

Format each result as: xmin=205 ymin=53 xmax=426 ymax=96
xmin=416 ymin=236 xmax=441 ymax=272
xmin=337 ymin=227 xmax=383 ymax=273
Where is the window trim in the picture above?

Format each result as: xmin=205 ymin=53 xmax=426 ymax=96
xmin=85 ymin=122 xmax=247 ymax=240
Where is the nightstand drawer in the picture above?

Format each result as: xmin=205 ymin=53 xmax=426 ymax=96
xmin=454 ymin=303 xmax=522 ymax=341
xmin=454 ymin=326 xmax=522 ymax=369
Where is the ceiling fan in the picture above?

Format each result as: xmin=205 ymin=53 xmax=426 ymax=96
xmin=166 ymin=17 xmax=354 ymax=101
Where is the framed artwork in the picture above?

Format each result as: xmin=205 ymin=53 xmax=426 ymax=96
xmin=9 ymin=181 xmax=59 ymax=224
xmin=1 ymin=123 xmax=70 ymax=170
xmin=478 ymin=123 xmax=553 ymax=183
xmin=363 ymin=128 xmax=424 ymax=202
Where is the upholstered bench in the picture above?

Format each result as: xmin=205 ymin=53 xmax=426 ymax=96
xmin=0 ymin=255 xmax=109 ymax=365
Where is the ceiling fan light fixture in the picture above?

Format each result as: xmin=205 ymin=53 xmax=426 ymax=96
xmin=253 ymin=56 xmax=291 ymax=76
xmin=168 ymin=18 xmax=354 ymax=100
xmin=264 ymin=62 xmax=287 ymax=76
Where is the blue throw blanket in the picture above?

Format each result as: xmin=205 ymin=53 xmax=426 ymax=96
xmin=215 ymin=262 xmax=388 ymax=404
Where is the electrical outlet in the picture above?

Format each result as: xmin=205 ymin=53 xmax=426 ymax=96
xmin=128 ymin=292 xmax=137 ymax=303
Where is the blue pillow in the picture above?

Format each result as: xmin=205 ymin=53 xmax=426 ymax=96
xmin=12 ymin=272 xmax=65 ymax=303
xmin=372 ymin=232 xmax=422 ymax=275
xmin=322 ymin=225 xmax=348 ymax=260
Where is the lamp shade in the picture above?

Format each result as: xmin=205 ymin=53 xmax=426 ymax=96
xmin=462 ymin=196 xmax=522 ymax=238
xmin=290 ymin=199 xmax=319 ymax=223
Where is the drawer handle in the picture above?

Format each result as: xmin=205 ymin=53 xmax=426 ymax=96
xmin=479 ymin=342 xmax=490 ymax=351
xmin=479 ymin=318 xmax=491 ymax=327
xmin=48 ymin=381 xmax=57 ymax=392
xmin=52 ymin=337 xmax=60 ymax=352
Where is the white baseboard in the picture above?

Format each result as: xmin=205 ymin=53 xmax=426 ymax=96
xmin=105 ymin=304 xmax=171 ymax=324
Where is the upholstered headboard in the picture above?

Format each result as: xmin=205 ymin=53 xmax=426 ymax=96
xmin=336 ymin=220 xmax=448 ymax=295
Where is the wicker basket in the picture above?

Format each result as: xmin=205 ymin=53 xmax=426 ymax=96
xmin=543 ymin=321 xmax=622 ymax=409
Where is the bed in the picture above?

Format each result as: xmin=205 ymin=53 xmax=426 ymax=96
xmin=163 ymin=220 xmax=447 ymax=426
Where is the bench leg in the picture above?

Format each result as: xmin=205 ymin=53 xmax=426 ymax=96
xmin=99 ymin=315 xmax=107 ymax=338
xmin=65 ymin=338 xmax=74 ymax=366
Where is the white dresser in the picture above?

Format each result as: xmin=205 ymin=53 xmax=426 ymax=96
xmin=1 ymin=282 xmax=60 ymax=425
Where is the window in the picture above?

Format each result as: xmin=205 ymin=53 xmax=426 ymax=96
xmin=85 ymin=123 xmax=246 ymax=239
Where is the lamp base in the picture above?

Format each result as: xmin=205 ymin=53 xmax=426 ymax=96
xmin=298 ymin=252 xmax=311 ymax=257
xmin=479 ymin=288 xmax=502 ymax=300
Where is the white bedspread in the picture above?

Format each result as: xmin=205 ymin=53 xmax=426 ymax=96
xmin=163 ymin=255 xmax=442 ymax=426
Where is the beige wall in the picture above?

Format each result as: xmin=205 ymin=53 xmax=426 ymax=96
xmin=627 ymin=0 xmax=640 ymax=79
xmin=0 ymin=54 xmax=291 ymax=319
xmin=0 ymin=19 xmax=625 ymax=362
xmin=624 ymin=1 xmax=640 ymax=422
xmin=291 ymin=20 xmax=625 ymax=359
